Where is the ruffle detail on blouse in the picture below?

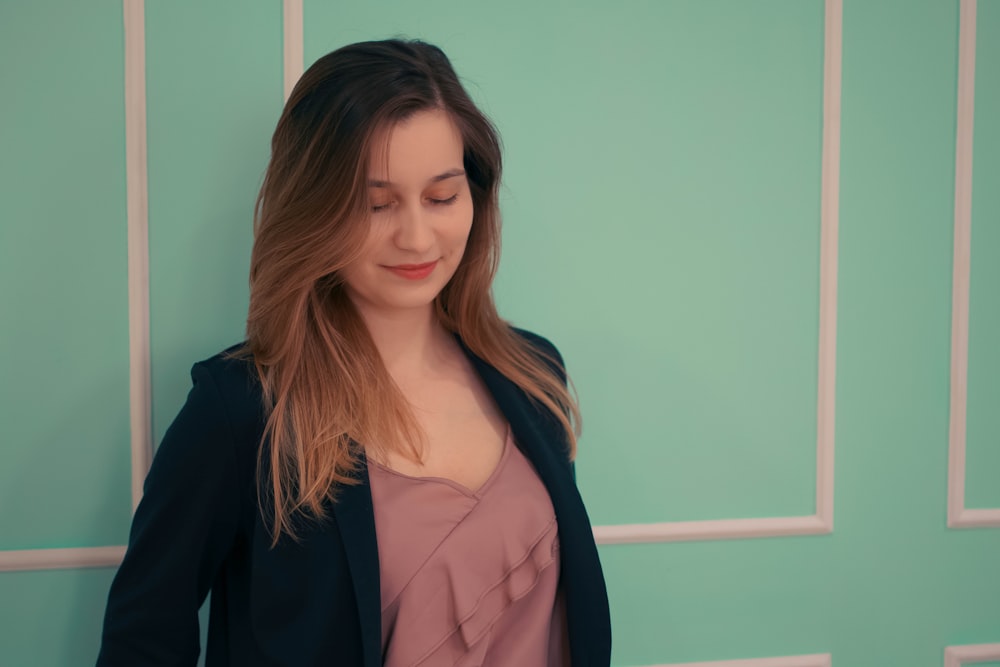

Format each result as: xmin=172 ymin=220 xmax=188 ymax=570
xmin=380 ymin=516 xmax=559 ymax=667
xmin=453 ymin=518 xmax=559 ymax=649
xmin=370 ymin=428 xmax=563 ymax=667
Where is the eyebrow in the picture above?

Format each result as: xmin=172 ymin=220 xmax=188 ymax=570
xmin=367 ymin=168 xmax=466 ymax=188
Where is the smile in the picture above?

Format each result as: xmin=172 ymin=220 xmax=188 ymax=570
xmin=383 ymin=260 xmax=438 ymax=280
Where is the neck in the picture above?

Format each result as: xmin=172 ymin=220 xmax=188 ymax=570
xmin=353 ymin=302 xmax=453 ymax=379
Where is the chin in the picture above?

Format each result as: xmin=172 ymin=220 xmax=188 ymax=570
xmin=381 ymin=286 xmax=446 ymax=312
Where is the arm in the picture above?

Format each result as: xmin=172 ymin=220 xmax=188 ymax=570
xmin=96 ymin=363 xmax=243 ymax=666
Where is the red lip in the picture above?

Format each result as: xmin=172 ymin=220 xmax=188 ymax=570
xmin=388 ymin=262 xmax=437 ymax=270
xmin=383 ymin=260 xmax=438 ymax=280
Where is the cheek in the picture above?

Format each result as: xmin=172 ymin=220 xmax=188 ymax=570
xmin=449 ymin=200 xmax=475 ymax=245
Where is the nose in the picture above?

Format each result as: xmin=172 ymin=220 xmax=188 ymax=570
xmin=392 ymin=201 xmax=434 ymax=254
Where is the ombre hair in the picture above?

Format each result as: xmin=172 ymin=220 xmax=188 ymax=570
xmin=239 ymin=39 xmax=580 ymax=543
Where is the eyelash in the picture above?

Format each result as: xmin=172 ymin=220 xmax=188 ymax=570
xmin=371 ymin=194 xmax=458 ymax=213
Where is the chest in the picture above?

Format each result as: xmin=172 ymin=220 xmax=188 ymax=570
xmin=368 ymin=429 xmax=563 ymax=665
xmin=382 ymin=367 xmax=508 ymax=493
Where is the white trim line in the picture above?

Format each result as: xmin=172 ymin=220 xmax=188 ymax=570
xmin=124 ymin=0 xmax=152 ymax=512
xmin=814 ymin=0 xmax=841 ymax=534
xmin=947 ymin=0 xmax=1000 ymax=529
xmin=951 ymin=507 xmax=1000 ymax=527
xmin=283 ymin=0 xmax=304 ymax=101
xmin=948 ymin=0 xmax=975 ymax=528
xmin=594 ymin=0 xmax=841 ymax=545
xmin=0 ymin=547 xmax=126 ymax=573
xmin=0 ymin=0 xmax=144 ymax=573
xmin=648 ymin=653 xmax=831 ymax=667
xmin=595 ymin=515 xmax=829 ymax=545
xmin=945 ymin=643 xmax=1000 ymax=667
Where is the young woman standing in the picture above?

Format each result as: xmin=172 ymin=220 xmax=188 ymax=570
xmin=97 ymin=38 xmax=611 ymax=667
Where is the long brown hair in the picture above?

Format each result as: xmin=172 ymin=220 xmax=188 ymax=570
xmin=240 ymin=39 xmax=580 ymax=542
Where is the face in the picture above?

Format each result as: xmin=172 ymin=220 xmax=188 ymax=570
xmin=340 ymin=109 xmax=474 ymax=319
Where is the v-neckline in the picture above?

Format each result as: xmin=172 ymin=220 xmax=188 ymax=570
xmin=368 ymin=425 xmax=512 ymax=499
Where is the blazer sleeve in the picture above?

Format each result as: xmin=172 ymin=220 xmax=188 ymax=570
xmin=96 ymin=362 xmax=244 ymax=667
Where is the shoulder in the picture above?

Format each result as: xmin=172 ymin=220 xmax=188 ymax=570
xmin=192 ymin=342 xmax=261 ymax=400
xmin=510 ymin=327 xmax=567 ymax=384
xmin=138 ymin=343 xmax=263 ymax=523
xmin=511 ymin=327 xmax=560 ymax=358
xmin=185 ymin=341 xmax=267 ymax=453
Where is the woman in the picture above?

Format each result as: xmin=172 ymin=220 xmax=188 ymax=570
xmin=97 ymin=39 xmax=611 ymax=667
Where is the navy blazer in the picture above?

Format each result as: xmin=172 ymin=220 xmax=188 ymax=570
xmin=97 ymin=330 xmax=611 ymax=666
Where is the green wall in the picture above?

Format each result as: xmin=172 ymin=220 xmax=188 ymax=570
xmin=1 ymin=1 xmax=998 ymax=665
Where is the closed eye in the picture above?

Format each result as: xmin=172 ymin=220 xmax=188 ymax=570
xmin=371 ymin=194 xmax=459 ymax=213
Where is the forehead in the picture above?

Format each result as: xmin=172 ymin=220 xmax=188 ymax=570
xmin=368 ymin=109 xmax=465 ymax=184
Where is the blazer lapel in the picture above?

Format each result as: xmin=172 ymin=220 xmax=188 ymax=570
xmin=330 ymin=459 xmax=382 ymax=667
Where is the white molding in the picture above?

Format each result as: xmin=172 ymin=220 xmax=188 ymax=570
xmin=0 ymin=0 xmax=145 ymax=572
xmin=950 ymin=507 xmax=1000 ymax=528
xmin=595 ymin=515 xmax=830 ymax=545
xmin=124 ymin=0 xmax=152 ymax=514
xmin=814 ymin=0 xmax=841 ymax=538
xmin=594 ymin=0 xmax=842 ymax=545
xmin=283 ymin=0 xmax=304 ymax=101
xmin=647 ymin=653 xmax=831 ymax=667
xmin=947 ymin=0 xmax=1000 ymax=530
xmin=945 ymin=643 xmax=1000 ymax=667
xmin=948 ymin=0 xmax=975 ymax=528
xmin=0 ymin=547 xmax=126 ymax=573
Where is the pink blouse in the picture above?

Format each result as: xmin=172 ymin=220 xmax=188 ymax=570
xmin=368 ymin=427 xmax=568 ymax=667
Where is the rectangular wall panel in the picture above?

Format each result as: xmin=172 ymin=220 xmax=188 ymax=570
xmin=0 ymin=0 xmax=131 ymax=550
xmin=306 ymin=0 xmax=823 ymax=527
xmin=965 ymin=0 xmax=1000 ymax=510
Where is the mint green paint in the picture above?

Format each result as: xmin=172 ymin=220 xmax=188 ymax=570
xmin=0 ymin=568 xmax=116 ymax=666
xmin=493 ymin=0 xmax=825 ymax=524
xmin=966 ymin=0 xmax=1000 ymax=509
xmin=0 ymin=1 xmax=131 ymax=550
xmin=606 ymin=2 xmax=1000 ymax=658
xmin=1 ymin=1 xmax=999 ymax=666
xmin=145 ymin=0 xmax=282 ymax=444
